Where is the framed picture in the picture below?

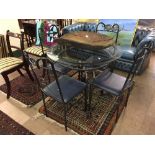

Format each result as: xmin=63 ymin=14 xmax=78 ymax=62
xmin=99 ymin=19 xmax=139 ymax=46
xmin=73 ymin=19 xmax=99 ymax=23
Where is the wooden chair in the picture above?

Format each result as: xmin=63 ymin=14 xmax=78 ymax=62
xmin=24 ymin=24 xmax=71 ymax=77
xmin=23 ymin=23 xmax=57 ymax=57
xmin=22 ymin=20 xmax=36 ymax=47
xmin=0 ymin=31 xmax=34 ymax=99
xmin=57 ymin=19 xmax=72 ymax=31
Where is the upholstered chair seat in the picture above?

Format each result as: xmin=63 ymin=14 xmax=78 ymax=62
xmin=0 ymin=57 xmax=23 ymax=73
xmin=27 ymin=57 xmax=87 ymax=131
xmin=1 ymin=31 xmax=34 ymax=99
xmin=43 ymin=75 xmax=86 ymax=103
xmin=93 ymin=70 xmax=133 ymax=96
xmin=25 ymin=46 xmax=49 ymax=56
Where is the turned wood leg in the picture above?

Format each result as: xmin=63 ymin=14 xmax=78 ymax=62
xmin=17 ymin=69 xmax=24 ymax=76
xmin=2 ymin=74 xmax=11 ymax=99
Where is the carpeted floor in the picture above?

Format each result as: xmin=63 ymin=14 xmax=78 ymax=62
xmin=0 ymin=69 xmax=44 ymax=106
xmin=39 ymin=89 xmax=126 ymax=135
xmin=0 ymin=68 xmax=76 ymax=106
xmin=0 ymin=68 xmax=126 ymax=135
xmin=0 ymin=110 xmax=34 ymax=135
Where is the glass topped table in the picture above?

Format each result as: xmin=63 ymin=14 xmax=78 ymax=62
xmin=47 ymin=31 xmax=122 ymax=71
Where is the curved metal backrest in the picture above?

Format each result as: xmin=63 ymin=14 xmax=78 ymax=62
xmin=6 ymin=30 xmax=24 ymax=57
xmin=122 ymin=40 xmax=153 ymax=92
xmin=96 ymin=22 xmax=120 ymax=44
xmin=24 ymin=53 xmax=65 ymax=103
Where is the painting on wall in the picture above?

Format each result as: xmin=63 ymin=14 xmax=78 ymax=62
xmin=73 ymin=19 xmax=99 ymax=23
xmin=99 ymin=19 xmax=139 ymax=46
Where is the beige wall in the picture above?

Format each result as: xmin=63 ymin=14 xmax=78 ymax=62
xmin=0 ymin=19 xmax=20 ymax=35
xmin=0 ymin=19 xmax=21 ymax=50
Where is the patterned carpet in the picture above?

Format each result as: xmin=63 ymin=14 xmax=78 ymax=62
xmin=0 ymin=68 xmax=75 ymax=106
xmin=39 ymin=89 xmax=126 ymax=135
xmin=0 ymin=69 xmax=44 ymax=106
xmin=0 ymin=68 xmax=126 ymax=134
xmin=0 ymin=110 xmax=34 ymax=135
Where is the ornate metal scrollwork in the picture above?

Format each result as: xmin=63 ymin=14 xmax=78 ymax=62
xmin=96 ymin=22 xmax=120 ymax=44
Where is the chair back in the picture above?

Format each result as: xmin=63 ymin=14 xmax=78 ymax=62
xmin=22 ymin=21 xmax=36 ymax=47
xmin=0 ymin=34 xmax=8 ymax=58
xmin=96 ymin=22 xmax=120 ymax=44
xmin=122 ymin=40 xmax=153 ymax=91
xmin=136 ymin=37 xmax=154 ymax=52
xmin=6 ymin=30 xmax=24 ymax=57
xmin=57 ymin=19 xmax=72 ymax=30
xmin=24 ymin=53 xmax=65 ymax=103
xmin=132 ymin=29 xmax=151 ymax=47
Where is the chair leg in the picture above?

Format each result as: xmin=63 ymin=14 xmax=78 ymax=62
xmin=124 ymin=88 xmax=131 ymax=108
xmin=17 ymin=69 xmax=24 ymax=76
xmin=64 ymin=103 xmax=67 ymax=131
xmin=88 ymin=84 xmax=93 ymax=118
xmin=42 ymin=93 xmax=48 ymax=117
xmin=24 ymin=64 xmax=34 ymax=81
xmin=116 ymin=104 xmax=119 ymax=122
xmin=84 ymin=88 xmax=88 ymax=111
xmin=115 ymin=97 xmax=120 ymax=122
xmin=78 ymin=71 xmax=81 ymax=80
xmin=25 ymin=35 xmax=30 ymax=47
xmin=42 ymin=59 xmax=47 ymax=78
xmin=2 ymin=74 xmax=11 ymax=99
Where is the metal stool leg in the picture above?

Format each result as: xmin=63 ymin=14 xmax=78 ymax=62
xmin=64 ymin=103 xmax=67 ymax=131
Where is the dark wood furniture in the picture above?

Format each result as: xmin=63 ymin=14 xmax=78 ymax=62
xmin=57 ymin=19 xmax=72 ymax=30
xmin=0 ymin=34 xmax=8 ymax=58
xmin=22 ymin=20 xmax=36 ymax=47
xmin=18 ymin=19 xmax=35 ymax=29
xmin=0 ymin=31 xmax=34 ymax=99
